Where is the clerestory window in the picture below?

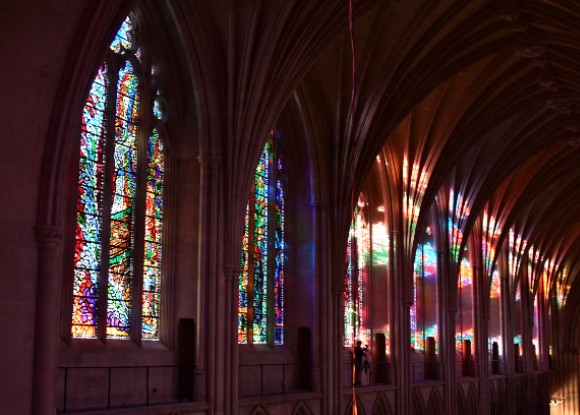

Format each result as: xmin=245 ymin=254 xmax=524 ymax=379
xmin=71 ymin=14 xmax=167 ymax=341
xmin=238 ymin=131 xmax=286 ymax=345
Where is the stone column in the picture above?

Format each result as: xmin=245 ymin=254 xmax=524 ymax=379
xmin=390 ymin=231 xmax=411 ymax=415
xmin=332 ymin=282 xmax=343 ymax=415
xmin=438 ymin=248 xmax=457 ymax=415
xmin=197 ymin=155 xmax=222 ymax=415
xmin=32 ymin=225 xmax=63 ymax=415
xmin=474 ymin=261 xmax=491 ymax=415
xmin=312 ymin=200 xmax=331 ymax=414
xmin=501 ymin=266 xmax=517 ymax=414
xmin=225 ymin=264 xmax=241 ymax=415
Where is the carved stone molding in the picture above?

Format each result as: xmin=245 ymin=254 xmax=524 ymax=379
xmin=546 ymin=93 xmax=576 ymax=115
xmin=514 ymin=42 xmax=546 ymax=61
xmin=34 ymin=225 xmax=64 ymax=248
xmin=497 ymin=0 xmax=529 ymax=33
xmin=568 ymin=137 xmax=580 ymax=148
xmin=537 ymin=67 xmax=559 ymax=92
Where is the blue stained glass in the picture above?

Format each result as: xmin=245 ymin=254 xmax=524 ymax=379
xmin=110 ymin=16 xmax=133 ymax=53
xmin=73 ymin=13 xmax=166 ymax=341
xmin=238 ymin=134 xmax=285 ymax=345
xmin=274 ymin=175 xmax=285 ymax=344
xmin=73 ymin=64 xmax=108 ymax=338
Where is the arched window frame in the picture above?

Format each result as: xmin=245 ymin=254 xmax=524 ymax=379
xmin=68 ymin=12 xmax=169 ymax=343
xmin=238 ymin=130 xmax=287 ymax=346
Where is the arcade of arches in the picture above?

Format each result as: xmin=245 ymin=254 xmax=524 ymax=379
xmin=2 ymin=1 xmax=580 ymax=414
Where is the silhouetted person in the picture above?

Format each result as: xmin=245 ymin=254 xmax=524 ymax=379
xmin=354 ymin=340 xmax=366 ymax=385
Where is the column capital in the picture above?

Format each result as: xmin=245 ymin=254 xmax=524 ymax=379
xmin=197 ymin=155 xmax=221 ymax=165
xmin=34 ymin=225 xmax=63 ymax=248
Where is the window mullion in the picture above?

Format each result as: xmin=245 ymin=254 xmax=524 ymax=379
xmin=131 ymin=61 xmax=150 ymax=344
xmin=266 ymin=148 xmax=276 ymax=345
xmin=247 ymin=184 xmax=256 ymax=345
xmin=98 ymin=55 xmax=119 ymax=342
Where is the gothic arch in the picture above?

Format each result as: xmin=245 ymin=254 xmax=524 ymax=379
xmin=372 ymin=393 xmax=394 ymax=415
xmin=292 ymin=400 xmax=314 ymax=415
xmin=426 ymin=388 xmax=444 ymax=415
xmin=489 ymin=382 xmax=500 ymax=415
xmin=457 ymin=385 xmax=468 ymax=415
xmin=412 ymin=389 xmax=426 ymax=415
xmin=345 ymin=396 xmax=367 ymax=415
xmin=250 ymin=404 xmax=270 ymax=415
xmin=467 ymin=384 xmax=479 ymax=415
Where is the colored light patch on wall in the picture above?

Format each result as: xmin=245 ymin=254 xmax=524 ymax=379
xmin=411 ymin=236 xmax=438 ymax=351
xmin=455 ymin=328 xmax=474 ymax=351
xmin=372 ymin=222 xmax=389 ymax=266
xmin=344 ymin=197 xmax=370 ymax=348
xmin=459 ymin=258 xmax=473 ymax=287
xmin=490 ymin=271 xmax=500 ymax=299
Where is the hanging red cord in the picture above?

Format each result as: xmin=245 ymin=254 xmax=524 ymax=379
xmin=348 ymin=0 xmax=358 ymax=414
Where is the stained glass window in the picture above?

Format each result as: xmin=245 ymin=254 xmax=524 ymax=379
xmin=238 ymin=131 xmax=286 ymax=345
xmin=72 ymin=15 xmax=166 ymax=341
xmin=344 ymin=195 xmax=370 ymax=348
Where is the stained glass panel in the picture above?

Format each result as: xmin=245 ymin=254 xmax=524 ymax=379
xmin=72 ymin=64 xmax=108 ymax=338
xmin=107 ymin=60 xmax=139 ymax=339
xmin=238 ymin=205 xmax=250 ymax=344
xmin=252 ymin=143 xmax=270 ymax=344
xmin=274 ymin=159 xmax=285 ymax=345
xmin=142 ymin=129 xmax=164 ymax=340
xmin=110 ymin=16 xmax=133 ymax=54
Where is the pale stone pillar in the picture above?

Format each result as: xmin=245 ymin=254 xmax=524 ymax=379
xmin=389 ymin=230 xmax=411 ymax=415
xmin=332 ymin=282 xmax=343 ymax=415
xmin=473 ymin=260 xmax=491 ymax=415
xmin=32 ymin=225 xmax=63 ymax=415
xmin=501 ymin=265 xmax=517 ymax=414
xmin=437 ymin=248 xmax=457 ymax=415
xmin=225 ymin=264 xmax=241 ymax=415
xmin=312 ymin=200 xmax=331 ymax=414
xmin=197 ymin=155 xmax=222 ymax=415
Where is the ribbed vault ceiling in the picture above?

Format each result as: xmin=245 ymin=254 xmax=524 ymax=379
xmin=185 ymin=0 xmax=579 ymax=341
xmin=297 ymin=0 xmax=580 ymax=333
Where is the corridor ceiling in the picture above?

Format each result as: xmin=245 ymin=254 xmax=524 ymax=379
xmin=191 ymin=0 xmax=579 ymax=333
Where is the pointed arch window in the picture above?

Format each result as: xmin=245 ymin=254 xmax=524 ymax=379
xmin=344 ymin=194 xmax=370 ymax=347
xmin=238 ymin=130 xmax=286 ymax=345
xmin=72 ymin=15 xmax=167 ymax=341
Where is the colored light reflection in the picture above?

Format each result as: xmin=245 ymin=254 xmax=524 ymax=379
xmin=411 ymin=228 xmax=438 ymax=351
xmin=372 ymin=222 xmax=389 ymax=266
xmin=344 ymin=195 xmax=370 ymax=347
